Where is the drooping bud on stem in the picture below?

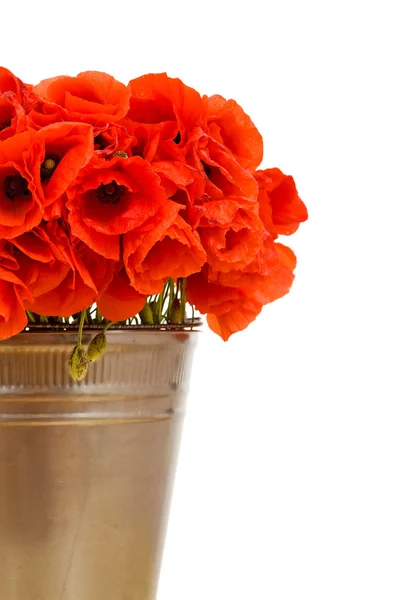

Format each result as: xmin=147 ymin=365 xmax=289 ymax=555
xmin=67 ymin=310 xmax=89 ymax=381
xmin=68 ymin=345 xmax=89 ymax=381
xmin=87 ymin=332 xmax=107 ymax=363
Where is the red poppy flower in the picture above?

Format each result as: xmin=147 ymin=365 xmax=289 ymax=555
xmin=0 ymin=241 xmax=19 ymax=271
xmin=66 ymin=155 xmax=167 ymax=260
xmin=187 ymin=268 xmax=262 ymax=340
xmin=124 ymin=202 xmax=206 ymax=295
xmin=124 ymin=122 xmax=160 ymax=161
xmin=0 ymin=92 xmax=27 ymax=141
xmin=187 ymin=234 xmax=296 ymax=340
xmin=11 ymin=228 xmax=69 ymax=298
xmin=72 ymin=238 xmax=116 ymax=299
xmin=203 ymin=94 xmax=263 ymax=171
xmin=147 ymin=159 xmax=205 ymax=228
xmin=206 ymin=305 xmax=262 ymax=341
xmin=194 ymin=197 xmax=264 ymax=272
xmin=0 ymin=243 xmax=33 ymax=340
xmin=127 ymin=73 xmax=204 ymax=146
xmin=27 ymin=104 xmax=65 ymax=130
xmin=33 ymin=71 xmax=131 ymax=124
xmin=256 ymin=168 xmax=308 ymax=236
xmin=0 ymin=130 xmax=43 ymax=239
xmin=209 ymin=233 xmax=296 ymax=305
xmin=186 ymin=130 xmax=258 ymax=202
xmin=152 ymin=160 xmax=195 ymax=195
xmin=123 ymin=120 xmax=185 ymax=164
xmin=0 ymin=67 xmax=307 ymax=342
xmin=97 ymin=263 xmax=146 ymax=322
xmin=0 ymin=267 xmax=30 ymax=340
xmin=93 ymin=122 xmax=134 ymax=158
xmin=0 ymin=67 xmax=36 ymax=111
xmin=28 ymin=122 xmax=94 ymax=212
xmin=13 ymin=222 xmax=102 ymax=317
xmin=0 ymin=67 xmax=24 ymax=98
xmin=151 ymin=159 xmax=199 ymax=217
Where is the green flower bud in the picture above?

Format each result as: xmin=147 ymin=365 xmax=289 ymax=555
xmin=68 ymin=345 xmax=89 ymax=381
xmin=140 ymin=303 xmax=154 ymax=325
xmin=113 ymin=151 xmax=128 ymax=158
xmin=87 ymin=332 xmax=107 ymax=363
xmin=170 ymin=298 xmax=182 ymax=324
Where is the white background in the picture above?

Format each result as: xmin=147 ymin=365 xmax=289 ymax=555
xmin=2 ymin=1 xmax=400 ymax=598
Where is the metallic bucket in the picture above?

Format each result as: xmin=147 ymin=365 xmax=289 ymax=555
xmin=0 ymin=330 xmax=198 ymax=600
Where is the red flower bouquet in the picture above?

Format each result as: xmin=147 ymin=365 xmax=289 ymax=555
xmin=0 ymin=67 xmax=307 ymax=359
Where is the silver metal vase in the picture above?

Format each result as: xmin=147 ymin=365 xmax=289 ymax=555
xmin=0 ymin=329 xmax=198 ymax=600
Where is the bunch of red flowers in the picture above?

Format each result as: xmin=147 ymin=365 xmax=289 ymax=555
xmin=0 ymin=67 xmax=307 ymax=341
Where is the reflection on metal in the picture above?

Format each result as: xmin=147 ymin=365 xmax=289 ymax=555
xmin=0 ymin=330 xmax=198 ymax=600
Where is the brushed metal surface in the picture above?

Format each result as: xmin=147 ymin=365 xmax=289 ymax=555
xmin=0 ymin=330 xmax=198 ymax=600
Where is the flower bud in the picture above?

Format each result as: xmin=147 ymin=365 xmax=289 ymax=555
xmin=87 ymin=332 xmax=107 ymax=363
xmin=68 ymin=345 xmax=89 ymax=381
xmin=140 ymin=303 xmax=154 ymax=325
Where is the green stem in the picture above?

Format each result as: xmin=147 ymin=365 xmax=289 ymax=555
xmin=103 ymin=321 xmax=115 ymax=333
xmin=181 ymin=278 xmax=187 ymax=322
xmin=26 ymin=310 xmax=36 ymax=324
xmin=78 ymin=310 xmax=86 ymax=347
xmin=168 ymin=278 xmax=175 ymax=321
xmin=157 ymin=291 xmax=163 ymax=324
xmin=160 ymin=280 xmax=170 ymax=322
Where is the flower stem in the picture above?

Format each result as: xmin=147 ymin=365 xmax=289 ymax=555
xmin=168 ymin=278 xmax=175 ymax=321
xmin=78 ymin=310 xmax=86 ymax=347
xmin=26 ymin=310 xmax=36 ymax=324
xmin=157 ymin=290 xmax=164 ymax=324
xmin=103 ymin=321 xmax=115 ymax=332
xmin=181 ymin=278 xmax=187 ymax=322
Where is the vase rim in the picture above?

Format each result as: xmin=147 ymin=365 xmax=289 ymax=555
xmin=0 ymin=325 xmax=202 ymax=348
xmin=21 ymin=320 xmax=202 ymax=332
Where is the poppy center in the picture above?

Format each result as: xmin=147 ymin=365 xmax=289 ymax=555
xmin=94 ymin=134 xmax=107 ymax=150
xmin=40 ymin=152 xmax=61 ymax=182
xmin=0 ymin=119 xmax=11 ymax=131
xmin=173 ymin=131 xmax=181 ymax=144
xmin=4 ymin=174 xmax=30 ymax=200
xmin=201 ymin=161 xmax=213 ymax=179
xmin=96 ymin=180 xmax=126 ymax=205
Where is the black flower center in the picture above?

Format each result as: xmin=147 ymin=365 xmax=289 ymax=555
xmin=173 ymin=131 xmax=181 ymax=144
xmin=40 ymin=152 xmax=61 ymax=182
xmin=0 ymin=119 xmax=11 ymax=132
xmin=96 ymin=180 xmax=126 ymax=204
xmin=94 ymin=135 xmax=107 ymax=150
xmin=3 ymin=174 xmax=30 ymax=200
xmin=201 ymin=161 xmax=213 ymax=179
